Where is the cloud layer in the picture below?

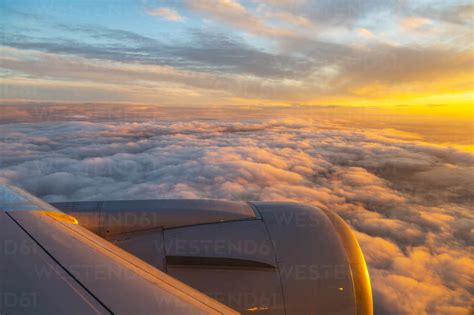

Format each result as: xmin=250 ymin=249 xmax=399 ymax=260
xmin=0 ymin=110 xmax=472 ymax=314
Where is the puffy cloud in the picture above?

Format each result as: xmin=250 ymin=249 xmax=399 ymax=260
xmin=0 ymin=108 xmax=472 ymax=314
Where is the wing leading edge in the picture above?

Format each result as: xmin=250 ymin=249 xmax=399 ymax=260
xmin=0 ymin=184 xmax=239 ymax=315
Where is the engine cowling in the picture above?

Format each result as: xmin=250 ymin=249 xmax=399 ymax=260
xmin=53 ymin=199 xmax=373 ymax=315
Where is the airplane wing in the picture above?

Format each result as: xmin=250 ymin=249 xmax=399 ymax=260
xmin=1 ymin=184 xmax=373 ymax=315
xmin=0 ymin=184 xmax=239 ymax=315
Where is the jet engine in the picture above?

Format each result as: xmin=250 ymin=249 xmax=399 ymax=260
xmin=52 ymin=199 xmax=373 ymax=315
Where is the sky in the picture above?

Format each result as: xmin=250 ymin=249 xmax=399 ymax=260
xmin=1 ymin=0 xmax=473 ymax=115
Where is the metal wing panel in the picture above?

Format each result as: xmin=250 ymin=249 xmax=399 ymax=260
xmin=164 ymin=220 xmax=277 ymax=267
xmin=6 ymin=210 xmax=239 ymax=315
xmin=51 ymin=199 xmax=257 ymax=235
xmin=0 ymin=185 xmax=62 ymax=213
xmin=252 ymin=202 xmax=357 ymax=315
xmin=163 ymin=220 xmax=285 ymax=314
xmin=0 ymin=210 xmax=110 ymax=315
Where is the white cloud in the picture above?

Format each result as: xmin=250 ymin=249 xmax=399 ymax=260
xmin=0 ymin=111 xmax=473 ymax=314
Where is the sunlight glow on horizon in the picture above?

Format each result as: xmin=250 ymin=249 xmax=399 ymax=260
xmin=0 ymin=0 xmax=473 ymax=116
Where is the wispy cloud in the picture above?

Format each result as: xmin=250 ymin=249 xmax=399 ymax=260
xmin=401 ymin=16 xmax=431 ymax=30
xmin=355 ymin=28 xmax=375 ymax=39
xmin=1 ymin=1 xmax=472 ymax=106
xmin=146 ymin=7 xmax=185 ymax=22
xmin=185 ymin=0 xmax=297 ymax=38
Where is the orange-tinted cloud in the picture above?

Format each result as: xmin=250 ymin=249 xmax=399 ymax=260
xmin=146 ymin=7 xmax=185 ymax=22
xmin=0 ymin=108 xmax=472 ymax=313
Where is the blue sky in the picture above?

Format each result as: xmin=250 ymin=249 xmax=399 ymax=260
xmin=1 ymin=0 xmax=473 ymax=109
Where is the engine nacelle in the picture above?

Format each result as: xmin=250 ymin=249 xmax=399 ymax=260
xmin=53 ymin=199 xmax=373 ymax=315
